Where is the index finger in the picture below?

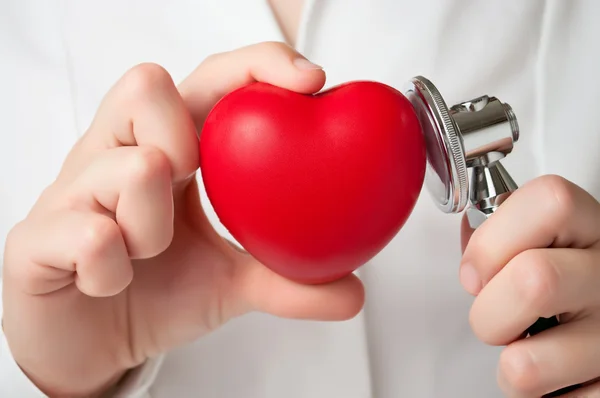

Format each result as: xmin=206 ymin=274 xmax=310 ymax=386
xmin=461 ymin=175 xmax=600 ymax=294
xmin=62 ymin=42 xmax=326 ymax=183
xmin=62 ymin=62 xmax=199 ymax=183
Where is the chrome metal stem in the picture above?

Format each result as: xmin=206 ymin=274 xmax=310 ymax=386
xmin=466 ymin=161 xmax=518 ymax=228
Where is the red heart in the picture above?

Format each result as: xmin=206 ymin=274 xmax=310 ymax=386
xmin=200 ymin=81 xmax=426 ymax=284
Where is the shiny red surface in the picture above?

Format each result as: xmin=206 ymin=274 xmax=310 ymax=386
xmin=200 ymin=81 xmax=426 ymax=284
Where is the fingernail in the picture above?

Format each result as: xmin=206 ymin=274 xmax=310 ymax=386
xmin=460 ymin=263 xmax=482 ymax=295
xmin=293 ymin=58 xmax=323 ymax=70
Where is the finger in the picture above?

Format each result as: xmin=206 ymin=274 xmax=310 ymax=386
xmin=4 ymin=211 xmax=132 ymax=297
xmin=497 ymin=318 xmax=600 ymax=397
xmin=470 ymin=247 xmax=600 ymax=345
xmin=178 ymin=41 xmax=326 ymax=128
xmin=62 ymin=63 xmax=199 ymax=183
xmin=461 ymin=175 xmax=600 ymax=295
xmin=68 ymin=146 xmax=174 ymax=259
xmin=231 ymin=257 xmax=365 ymax=321
xmin=461 ymin=213 xmax=475 ymax=253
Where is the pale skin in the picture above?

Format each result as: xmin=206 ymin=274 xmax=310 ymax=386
xmin=3 ymin=43 xmax=363 ymax=398
xmin=3 ymin=2 xmax=600 ymax=398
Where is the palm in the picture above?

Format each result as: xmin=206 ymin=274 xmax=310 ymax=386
xmin=127 ymin=179 xmax=240 ymax=361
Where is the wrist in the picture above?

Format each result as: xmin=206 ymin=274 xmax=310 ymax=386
xmin=3 ymin=325 xmax=131 ymax=398
xmin=17 ymin=359 xmax=129 ymax=398
xmin=2 ymin=309 xmax=139 ymax=397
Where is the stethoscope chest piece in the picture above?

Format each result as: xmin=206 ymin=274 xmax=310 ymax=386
xmin=403 ymin=76 xmax=583 ymax=396
xmin=403 ymin=76 xmax=520 ymax=225
xmin=403 ymin=76 xmax=469 ymax=214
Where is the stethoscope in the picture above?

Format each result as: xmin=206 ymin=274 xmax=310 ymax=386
xmin=403 ymin=76 xmax=579 ymax=397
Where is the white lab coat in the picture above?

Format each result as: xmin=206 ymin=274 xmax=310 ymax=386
xmin=1 ymin=1 xmax=599 ymax=397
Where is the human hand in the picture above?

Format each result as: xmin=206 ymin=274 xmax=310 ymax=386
xmin=460 ymin=175 xmax=600 ymax=397
xmin=1 ymin=42 xmax=364 ymax=398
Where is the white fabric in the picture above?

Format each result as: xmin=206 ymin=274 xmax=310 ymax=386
xmin=1 ymin=0 xmax=599 ymax=397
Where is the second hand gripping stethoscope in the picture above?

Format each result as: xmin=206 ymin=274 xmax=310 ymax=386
xmin=404 ymin=76 xmax=579 ymax=397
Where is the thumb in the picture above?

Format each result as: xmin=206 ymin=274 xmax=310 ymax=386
xmin=229 ymin=255 xmax=365 ymax=321
xmin=178 ymin=41 xmax=326 ymax=130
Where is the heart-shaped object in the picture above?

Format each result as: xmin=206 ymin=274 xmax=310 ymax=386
xmin=200 ymin=81 xmax=426 ymax=284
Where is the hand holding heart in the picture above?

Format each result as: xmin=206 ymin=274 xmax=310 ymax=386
xmin=460 ymin=175 xmax=600 ymax=397
xmin=2 ymin=42 xmax=367 ymax=398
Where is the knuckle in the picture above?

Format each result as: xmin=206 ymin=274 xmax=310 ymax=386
xmin=4 ymin=221 xmax=26 ymax=263
xmin=78 ymin=216 xmax=121 ymax=261
xmin=537 ymin=175 xmax=577 ymax=224
xmin=5 ymin=220 xmax=22 ymax=244
xmin=37 ymin=184 xmax=58 ymax=203
xmin=201 ymin=52 xmax=223 ymax=66
xmin=498 ymin=345 xmax=540 ymax=394
xmin=61 ymin=190 xmax=86 ymax=212
xmin=198 ymin=51 xmax=236 ymax=70
xmin=127 ymin=146 xmax=170 ymax=182
xmin=511 ymin=250 xmax=558 ymax=316
xmin=121 ymin=62 xmax=174 ymax=99
xmin=252 ymin=41 xmax=296 ymax=60
xmin=256 ymin=40 xmax=292 ymax=53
